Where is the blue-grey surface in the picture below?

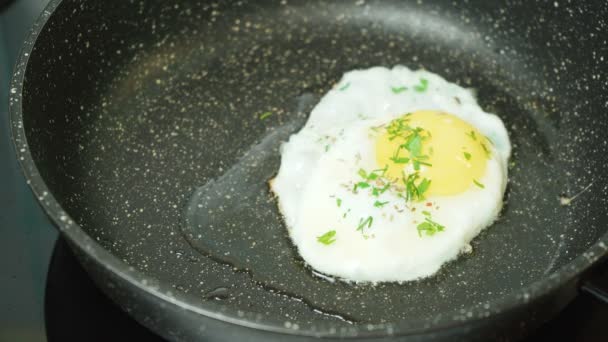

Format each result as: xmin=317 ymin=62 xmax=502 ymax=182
xmin=0 ymin=1 xmax=53 ymax=342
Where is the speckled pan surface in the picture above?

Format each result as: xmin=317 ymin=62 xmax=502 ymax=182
xmin=8 ymin=0 xmax=608 ymax=338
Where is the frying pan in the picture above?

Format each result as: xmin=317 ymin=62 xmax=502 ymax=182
xmin=9 ymin=0 xmax=608 ymax=341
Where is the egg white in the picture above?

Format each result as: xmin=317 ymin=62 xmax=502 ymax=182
xmin=271 ymin=66 xmax=510 ymax=283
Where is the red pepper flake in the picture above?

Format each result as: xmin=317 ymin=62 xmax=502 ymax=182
xmin=425 ymin=202 xmax=433 ymax=207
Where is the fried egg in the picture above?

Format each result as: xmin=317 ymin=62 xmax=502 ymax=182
xmin=270 ymin=66 xmax=510 ymax=283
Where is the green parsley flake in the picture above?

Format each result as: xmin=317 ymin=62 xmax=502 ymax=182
xmin=358 ymin=168 xmax=368 ymax=179
xmin=463 ymin=152 xmax=471 ymax=160
xmin=473 ymin=179 xmax=485 ymax=189
xmin=391 ymin=86 xmax=408 ymax=94
xmin=413 ymin=78 xmax=429 ymax=92
xmin=339 ymin=82 xmax=351 ymax=91
xmin=355 ymin=181 xmax=370 ymax=190
xmin=259 ymin=111 xmax=273 ymax=120
xmin=467 ymin=130 xmax=477 ymax=141
xmin=374 ymin=200 xmax=389 ymax=208
xmin=317 ymin=230 xmax=337 ymax=245
xmin=336 ymin=198 xmax=342 ymax=207
xmin=417 ymin=217 xmax=445 ymax=237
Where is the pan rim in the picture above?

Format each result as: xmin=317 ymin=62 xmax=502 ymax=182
xmin=8 ymin=0 xmax=608 ymax=338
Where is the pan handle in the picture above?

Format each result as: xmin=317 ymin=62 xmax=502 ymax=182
xmin=580 ymin=260 xmax=608 ymax=304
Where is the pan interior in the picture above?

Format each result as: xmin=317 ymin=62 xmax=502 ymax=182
xmin=20 ymin=0 xmax=608 ymax=328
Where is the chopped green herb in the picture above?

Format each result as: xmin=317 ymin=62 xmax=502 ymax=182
xmin=324 ymin=145 xmax=330 ymax=152
xmin=336 ymin=198 xmax=342 ymax=207
xmin=463 ymin=152 xmax=471 ymax=160
xmin=374 ymin=200 xmax=389 ymax=208
xmin=403 ymin=131 xmax=423 ymax=157
xmin=413 ymin=78 xmax=429 ymax=92
xmin=417 ymin=217 xmax=445 ymax=237
xmin=259 ymin=111 xmax=273 ymax=120
xmin=373 ymin=165 xmax=389 ymax=177
xmin=391 ymin=86 xmax=408 ymax=94
xmin=358 ymin=167 xmax=384 ymax=182
xmin=473 ymin=179 xmax=485 ymax=189
xmin=467 ymin=130 xmax=477 ymax=141
xmin=390 ymin=157 xmax=410 ymax=164
xmin=355 ymin=181 xmax=370 ymax=190
xmin=421 ymin=210 xmax=431 ymax=216
xmin=343 ymin=209 xmax=351 ymax=218
xmin=403 ymin=172 xmax=431 ymax=202
xmin=417 ymin=178 xmax=431 ymax=196
xmin=339 ymin=82 xmax=351 ymax=91
xmin=372 ymin=183 xmax=391 ymax=197
xmin=480 ymin=142 xmax=491 ymax=158
xmin=358 ymin=168 xmax=368 ymax=179
xmin=317 ymin=230 xmax=337 ymax=245
xmin=357 ymin=216 xmax=374 ymax=231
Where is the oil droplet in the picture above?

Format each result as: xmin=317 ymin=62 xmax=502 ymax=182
xmin=204 ymin=287 xmax=230 ymax=301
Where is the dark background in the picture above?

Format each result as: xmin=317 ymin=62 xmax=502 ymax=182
xmin=0 ymin=1 xmax=605 ymax=341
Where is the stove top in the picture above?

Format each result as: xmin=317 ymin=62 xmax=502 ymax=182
xmin=0 ymin=1 xmax=606 ymax=341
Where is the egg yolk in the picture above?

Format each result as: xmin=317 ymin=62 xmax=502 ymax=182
xmin=375 ymin=110 xmax=491 ymax=196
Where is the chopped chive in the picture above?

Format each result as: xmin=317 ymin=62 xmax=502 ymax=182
xmin=373 ymin=164 xmax=389 ymax=177
xmin=421 ymin=210 xmax=431 ymax=216
xmin=413 ymin=78 xmax=429 ymax=92
xmin=336 ymin=198 xmax=342 ymax=207
xmin=324 ymin=145 xmax=330 ymax=152
xmin=473 ymin=179 xmax=485 ymax=189
xmin=317 ymin=230 xmax=337 ymax=245
xmin=480 ymin=142 xmax=491 ymax=158
xmin=339 ymin=82 xmax=351 ymax=91
xmin=391 ymin=86 xmax=408 ymax=94
xmin=259 ymin=111 xmax=273 ymax=120
xmin=357 ymin=216 xmax=374 ymax=231
xmin=374 ymin=200 xmax=389 ymax=208
xmin=417 ymin=178 xmax=431 ymax=196
xmin=403 ymin=172 xmax=431 ymax=202
xmin=390 ymin=157 xmax=410 ymax=164
xmin=467 ymin=130 xmax=477 ymax=141
xmin=413 ymin=160 xmax=421 ymax=171
xmin=404 ymin=133 xmax=422 ymax=156
xmin=379 ymin=183 xmax=391 ymax=193
xmin=463 ymin=152 xmax=471 ymax=160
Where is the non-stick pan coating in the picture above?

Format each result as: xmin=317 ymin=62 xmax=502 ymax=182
xmin=12 ymin=0 xmax=608 ymax=335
